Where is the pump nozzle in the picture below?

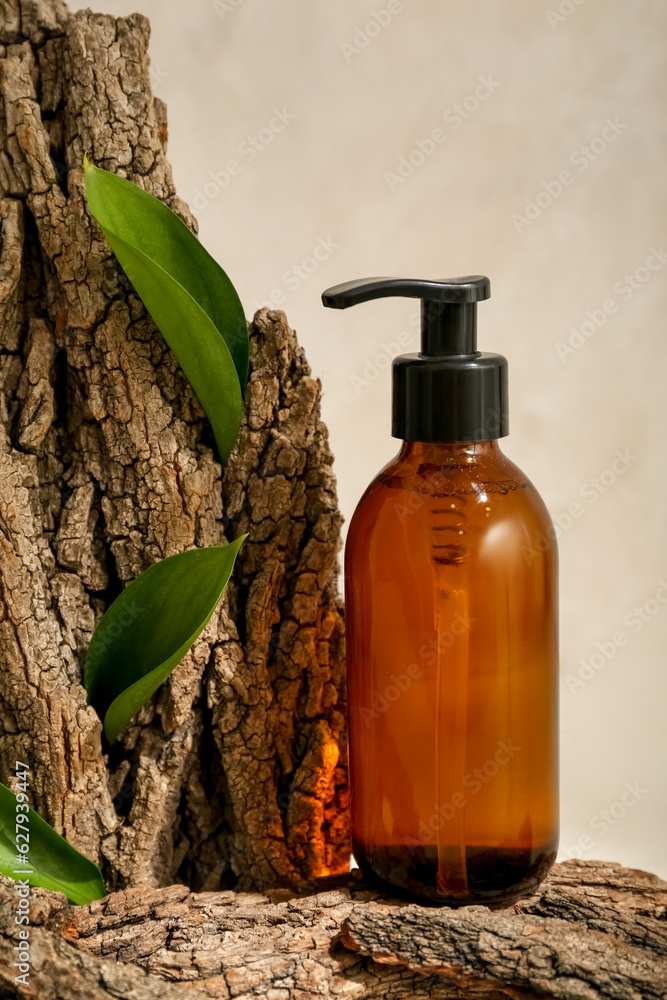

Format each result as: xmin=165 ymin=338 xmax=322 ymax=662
xmin=321 ymin=274 xmax=489 ymax=307
xmin=323 ymin=275 xmax=488 ymax=357
xmin=322 ymin=276 xmax=506 ymax=443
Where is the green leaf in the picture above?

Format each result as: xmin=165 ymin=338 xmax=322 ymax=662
xmin=0 ymin=782 xmax=105 ymax=905
xmin=84 ymin=537 xmax=246 ymax=743
xmin=83 ymin=157 xmax=248 ymax=462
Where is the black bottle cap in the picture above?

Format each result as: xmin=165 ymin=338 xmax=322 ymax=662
xmin=322 ymin=276 xmax=508 ymax=442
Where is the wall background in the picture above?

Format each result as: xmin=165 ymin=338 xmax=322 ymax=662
xmin=87 ymin=0 xmax=667 ymax=878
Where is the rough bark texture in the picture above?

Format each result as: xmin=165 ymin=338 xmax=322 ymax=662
xmin=0 ymin=860 xmax=664 ymax=999
xmin=0 ymin=0 xmax=348 ymax=894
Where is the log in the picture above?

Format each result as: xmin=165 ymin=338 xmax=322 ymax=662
xmin=0 ymin=0 xmax=348 ymax=895
xmin=0 ymin=860 xmax=665 ymax=999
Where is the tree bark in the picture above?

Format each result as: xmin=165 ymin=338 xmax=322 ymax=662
xmin=0 ymin=860 xmax=665 ymax=999
xmin=0 ymin=0 xmax=348 ymax=893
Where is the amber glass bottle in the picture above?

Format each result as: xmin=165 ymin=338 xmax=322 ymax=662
xmin=345 ymin=439 xmax=558 ymax=903
xmin=323 ymin=275 xmax=558 ymax=904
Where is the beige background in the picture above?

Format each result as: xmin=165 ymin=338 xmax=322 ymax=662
xmin=87 ymin=0 xmax=667 ymax=878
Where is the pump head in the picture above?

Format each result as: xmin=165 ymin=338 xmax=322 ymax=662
xmin=322 ymin=275 xmax=508 ymax=443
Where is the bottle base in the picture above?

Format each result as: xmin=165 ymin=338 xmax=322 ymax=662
xmin=353 ymin=841 xmax=557 ymax=906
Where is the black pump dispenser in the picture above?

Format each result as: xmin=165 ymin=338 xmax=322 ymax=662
xmin=322 ymin=276 xmax=508 ymax=443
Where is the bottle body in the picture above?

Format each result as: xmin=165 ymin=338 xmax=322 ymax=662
xmin=345 ymin=440 xmax=558 ymax=904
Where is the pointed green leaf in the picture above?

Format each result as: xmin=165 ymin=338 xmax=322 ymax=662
xmin=0 ymin=782 xmax=105 ymax=905
xmin=83 ymin=157 xmax=248 ymax=462
xmin=84 ymin=537 xmax=246 ymax=743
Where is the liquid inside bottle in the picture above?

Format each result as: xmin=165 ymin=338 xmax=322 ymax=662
xmin=345 ymin=440 xmax=558 ymax=905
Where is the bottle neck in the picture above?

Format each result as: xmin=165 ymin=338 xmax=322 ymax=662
xmin=397 ymin=440 xmax=502 ymax=465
